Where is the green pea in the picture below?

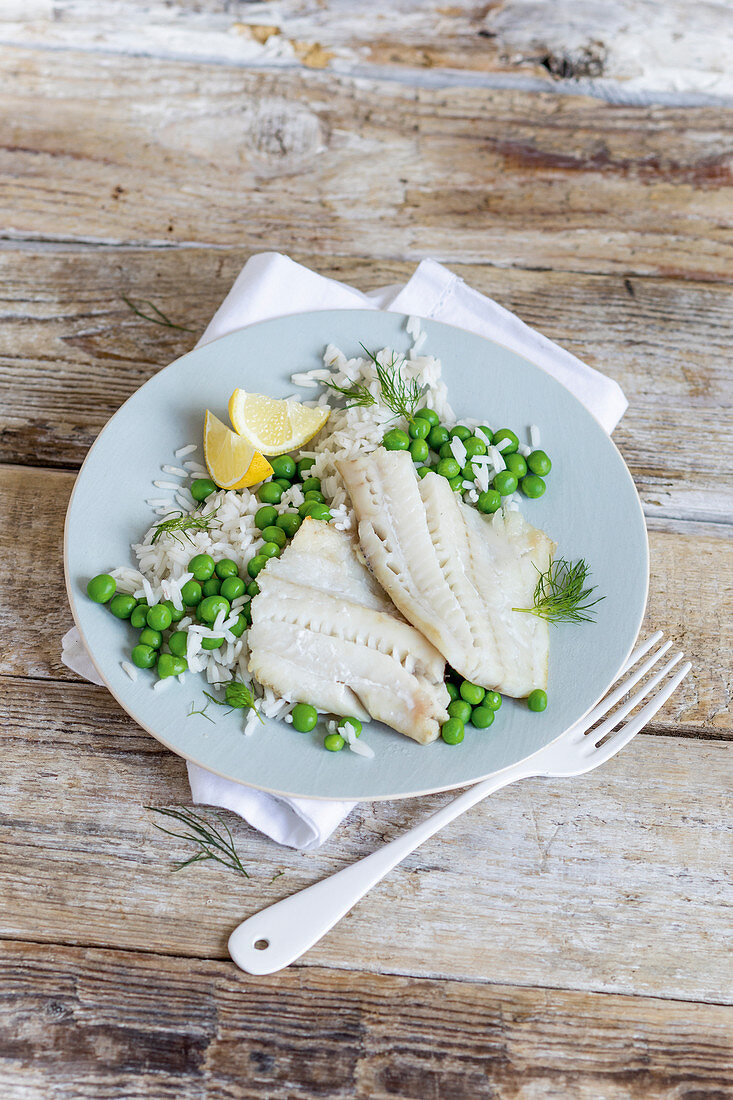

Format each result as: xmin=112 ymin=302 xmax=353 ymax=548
xmin=436 ymin=457 xmax=460 ymax=479
xmin=136 ymin=598 xmax=149 ymax=607
xmin=438 ymin=441 xmax=455 ymax=460
xmin=109 ymin=594 xmax=137 ymax=620
xmin=450 ymin=425 xmax=472 ymax=441
xmin=427 ymin=425 xmax=450 ymax=449
xmin=215 ymin=558 xmax=239 ymax=580
xmin=161 ymin=599 xmax=185 ymax=623
xmin=258 ymin=482 xmax=283 ymax=505
xmin=157 ymin=653 xmax=187 ymax=679
xmin=86 ymin=573 xmax=116 ymax=604
xmin=441 ymin=718 xmax=465 ymax=745
xmin=298 ymin=501 xmax=331 ymax=522
xmin=198 ymin=595 xmax=230 ymax=624
xmin=304 ymin=490 xmax=325 ymax=503
xmin=292 ymin=703 xmax=318 ymax=732
xmin=446 ymin=681 xmax=460 ymax=702
xmin=139 ymin=627 xmax=163 ymax=650
xmin=261 ymin=525 xmax=287 ymax=548
xmin=130 ymin=604 xmax=148 ymax=629
xmin=271 ymin=454 xmax=296 ymax=480
xmin=493 ymin=470 xmax=518 ymax=496
xmin=201 ymin=577 xmax=221 ymax=598
xmin=521 ymin=474 xmax=546 ymax=499
xmin=417 ymin=465 xmax=432 ymax=479
xmin=409 ymin=418 xmax=430 ymax=440
xmin=247 ymin=555 xmax=268 ymax=579
xmin=477 ymin=489 xmax=502 ymax=514
xmin=415 ymin=408 xmax=439 ymax=427
xmin=260 ymin=541 xmax=281 ymax=560
xmin=247 ymin=580 xmax=260 ymax=598
xmin=168 ymin=631 xmax=188 ymax=658
xmin=255 ymin=505 xmax=278 ymax=530
xmin=493 ymin=428 xmax=519 ymax=454
xmin=188 ymin=553 xmax=215 ymax=581
xmin=276 ymin=512 xmax=301 ymax=537
xmin=229 ymin=612 xmax=249 ymax=637
xmin=337 ymin=716 xmax=362 ymax=736
xmin=301 ymin=476 xmax=321 ymax=494
xmin=146 ymin=604 xmax=172 ymax=631
xmin=220 ymin=576 xmax=245 ymax=602
xmin=505 ymin=453 xmax=527 ymax=479
xmin=528 ymin=450 xmax=551 ymax=476
xmin=470 ymin=706 xmax=495 ymax=729
xmin=131 ymin=644 xmax=156 ymax=669
xmin=477 ymin=425 xmax=493 ymax=445
xmin=191 ymin=478 xmax=217 ymax=502
xmin=409 ymin=439 xmax=429 ymax=463
xmin=383 ymin=428 xmax=411 ymax=451
xmin=448 ymin=475 xmax=464 ymax=492
xmin=274 ymin=478 xmax=291 ymax=493
xmin=528 ymin=689 xmax=548 ymax=712
xmin=464 ymin=435 xmax=487 ymax=458
xmin=296 ymin=457 xmax=316 ymax=479
xmin=324 ymin=733 xmax=345 ymax=752
xmin=483 ymin=691 xmax=502 ymax=711
xmin=462 ymin=461 xmax=476 ymax=481
xmin=180 ymin=579 xmax=202 ymax=607
xmin=201 ymin=636 xmax=224 ymax=650
xmin=448 ymin=699 xmax=472 ymax=723
xmin=460 ymin=681 xmax=485 ymax=706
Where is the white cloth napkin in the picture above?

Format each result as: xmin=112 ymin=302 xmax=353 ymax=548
xmin=62 ymin=252 xmax=627 ymax=850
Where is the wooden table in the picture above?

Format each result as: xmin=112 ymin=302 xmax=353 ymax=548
xmin=1 ymin=3 xmax=731 ymax=1096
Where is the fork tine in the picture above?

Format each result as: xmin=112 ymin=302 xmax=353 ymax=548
xmin=577 ymin=637 xmax=672 ymax=732
xmin=587 ymin=651 xmax=684 ymax=749
xmin=619 ymin=630 xmax=664 ymax=676
xmin=586 ymin=661 xmax=692 ymax=767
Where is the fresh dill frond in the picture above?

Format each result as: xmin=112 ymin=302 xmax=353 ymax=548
xmin=122 ymin=295 xmax=195 ymax=332
xmin=201 ymin=684 xmax=264 ymax=723
xmin=360 ymin=344 xmax=424 ymax=422
xmin=147 ymin=805 xmax=250 ymax=877
xmin=187 ymin=699 xmax=216 ymax=724
xmin=151 ymin=506 xmax=220 ymax=547
xmin=324 ymin=378 xmax=377 ymax=409
xmin=515 ymin=558 xmax=604 ymax=625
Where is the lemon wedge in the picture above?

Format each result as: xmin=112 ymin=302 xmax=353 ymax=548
xmin=204 ymin=410 xmax=273 ymax=489
xmin=228 ymin=389 xmax=330 ymax=456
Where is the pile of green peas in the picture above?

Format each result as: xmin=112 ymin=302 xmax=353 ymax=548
xmin=440 ymin=676 xmax=503 ymax=744
xmin=382 ymin=409 xmax=552 ymax=512
xmin=289 ymin=704 xmax=362 ymax=753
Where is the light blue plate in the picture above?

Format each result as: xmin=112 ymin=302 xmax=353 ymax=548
xmin=65 ymin=310 xmax=648 ymax=800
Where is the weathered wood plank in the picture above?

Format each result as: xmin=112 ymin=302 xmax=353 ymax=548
xmin=1 ymin=674 xmax=731 ymax=1000
xmin=1 ymin=48 xmax=732 ymax=279
xmin=2 ymin=0 xmax=731 ymax=101
xmin=2 ymin=940 xmax=732 ymax=1100
xmin=1 ymin=457 xmax=729 ymax=733
xmin=1 ymin=247 xmax=731 ymax=525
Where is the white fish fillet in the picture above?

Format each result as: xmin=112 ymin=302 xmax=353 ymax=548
xmin=337 ymin=449 xmax=555 ymax=697
xmin=248 ymin=519 xmax=450 ymax=744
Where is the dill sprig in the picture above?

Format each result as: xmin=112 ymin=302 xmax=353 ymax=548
xmin=151 ymin=506 xmax=220 ymax=547
xmin=515 ymin=558 xmax=605 ymax=625
xmin=323 ymin=377 xmax=377 ymax=409
xmin=187 ymin=699 xmax=216 ymax=724
xmin=361 ymin=344 xmax=424 ymax=422
xmin=122 ymin=295 xmax=195 ymax=332
xmin=202 ymin=683 xmax=264 ymax=723
xmin=147 ymin=805 xmax=250 ymax=877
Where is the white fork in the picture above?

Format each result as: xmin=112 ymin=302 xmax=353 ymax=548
xmin=229 ymin=633 xmax=691 ymax=975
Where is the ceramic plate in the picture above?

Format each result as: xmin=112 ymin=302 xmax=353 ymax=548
xmin=65 ymin=309 xmax=648 ymax=800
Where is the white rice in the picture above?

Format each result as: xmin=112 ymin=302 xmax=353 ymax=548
xmin=175 ymin=444 xmax=197 ymax=458
xmin=530 ymin=424 xmax=541 ymax=449
xmin=120 ymin=660 xmax=138 ymax=682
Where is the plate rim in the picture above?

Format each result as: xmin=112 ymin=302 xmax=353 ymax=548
xmin=64 ymin=308 xmax=650 ymax=801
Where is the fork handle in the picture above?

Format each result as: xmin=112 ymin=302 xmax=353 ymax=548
xmin=228 ymin=759 xmax=536 ymax=974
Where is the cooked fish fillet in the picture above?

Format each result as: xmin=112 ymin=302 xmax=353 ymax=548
xmin=248 ymin=519 xmax=450 ymax=744
xmin=337 ymin=449 xmax=555 ymax=697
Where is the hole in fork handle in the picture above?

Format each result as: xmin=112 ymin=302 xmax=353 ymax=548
xmin=254 ymin=939 xmax=270 ymax=951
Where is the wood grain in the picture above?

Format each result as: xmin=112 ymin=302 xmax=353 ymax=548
xmin=2 ymin=0 xmax=731 ymax=102
xmin=2 ymin=48 xmax=732 ymax=279
xmin=1 ymin=463 xmax=728 ymax=732
xmin=1 ymin=247 xmax=731 ymax=526
xmin=1 ymin=674 xmax=731 ymax=1000
xmin=2 ymin=940 xmax=732 ymax=1100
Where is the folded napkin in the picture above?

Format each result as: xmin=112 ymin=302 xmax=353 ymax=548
xmin=62 ymin=252 xmax=627 ymax=849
